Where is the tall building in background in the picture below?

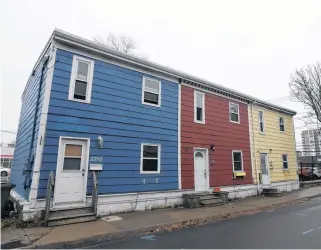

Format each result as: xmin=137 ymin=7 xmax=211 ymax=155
xmin=301 ymin=129 xmax=321 ymax=156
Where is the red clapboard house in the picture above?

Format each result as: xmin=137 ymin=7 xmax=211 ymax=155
xmin=180 ymin=82 xmax=253 ymax=194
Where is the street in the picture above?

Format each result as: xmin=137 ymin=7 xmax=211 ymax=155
xmin=86 ymin=197 xmax=321 ymax=249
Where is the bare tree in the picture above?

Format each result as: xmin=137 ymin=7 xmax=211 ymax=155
xmin=289 ymin=62 xmax=321 ymax=125
xmin=94 ymin=33 xmax=138 ymax=55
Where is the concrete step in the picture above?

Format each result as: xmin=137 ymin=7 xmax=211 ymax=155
xmin=200 ymin=199 xmax=224 ymax=207
xmin=48 ymin=212 xmax=96 ymax=227
xmin=198 ymin=195 xmax=221 ymax=201
xmin=49 ymin=206 xmax=92 ymax=218
xmin=262 ymin=188 xmax=283 ymax=197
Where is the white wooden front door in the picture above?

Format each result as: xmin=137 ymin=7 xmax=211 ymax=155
xmin=194 ymin=149 xmax=209 ymax=192
xmin=260 ymin=153 xmax=270 ymax=186
xmin=54 ymin=138 xmax=89 ymax=205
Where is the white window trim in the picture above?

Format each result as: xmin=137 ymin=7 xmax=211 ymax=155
xmin=140 ymin=143 xmax=161 ymax=174
xmin=258 ymin=110 xmax=265 ymax=134
xmin=141 ymin=76 xmax=161 ymax=107
xmin=279 ymin=117 xmax=285 ymax=132
xmin=229 ymin=102 xmax=240 ymax=124
xmin=194 ymin=90 xmax=205 ymax=124
xmin=282 ymin=154 xmax=288 ymax=170
xmin=232 ymin=150 xmax=243 ymax=172
xmin=68 ymin=55 xmax=95 ymax=104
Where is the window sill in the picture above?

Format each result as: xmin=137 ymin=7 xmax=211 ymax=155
xmin=142 ymin=101 xmax=161 ymax=108
xmin=230 ymin=120 xmax=240 ymax=124
xmin=68 ymin=97 xmax=91 ymax=104
xmin=282 ymin=169 xmax=290 ymax=171
xmin=140 ymin=171 xmax=160 ymax=174
xmin=194 ymin=120 xmax=205 ymax=124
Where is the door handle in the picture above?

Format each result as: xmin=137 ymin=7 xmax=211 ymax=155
xmin=204 ymin=170 xmax=207 ymax=179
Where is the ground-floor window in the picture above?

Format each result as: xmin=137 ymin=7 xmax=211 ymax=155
xmin=140 ymin=143 xmax=161 ymax=173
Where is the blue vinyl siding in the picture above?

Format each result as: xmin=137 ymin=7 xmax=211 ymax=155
xmin=11 ymin=53 xmax=49 ymax=200
xmin=38 ymin=49 xmax=179 ymax=198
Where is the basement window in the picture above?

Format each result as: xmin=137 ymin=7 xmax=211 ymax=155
xmin=68 ymin=56 xmax=94 ymax=103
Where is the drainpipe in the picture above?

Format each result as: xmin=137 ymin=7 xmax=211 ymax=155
xmin=24 ymin=55 xmax=49 ymax=189
xmin=250 ymin=102 xmax=260 ymax=195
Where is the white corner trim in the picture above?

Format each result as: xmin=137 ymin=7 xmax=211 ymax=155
xmin=68 ymin=55 xmax=95 ymax=104
xmin=194 ymin=90 xmax=205 ymax=124
xmin=178 ymin=83 xmax=181 ymax=189
xmin=141 ymin=76 xmax=161 ymax=107
xmin=229 ymin=102 xmax=240 ymax=124
xmin=140 ymin=143 xmax=161 ymax=174
xmin=29 ymin=42 xmax=57 ymax=208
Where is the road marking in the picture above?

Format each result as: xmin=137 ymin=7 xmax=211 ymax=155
xmin=290 ymin=212 xmax=307 ymax=216
xmin=141 ymin=235 xmax=156 ymax=241
xmin=302 ymin=229 xmax=314 ymax=235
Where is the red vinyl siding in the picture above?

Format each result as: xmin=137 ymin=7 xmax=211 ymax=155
xmin=181 ymin=85 xmax=252 ymax=189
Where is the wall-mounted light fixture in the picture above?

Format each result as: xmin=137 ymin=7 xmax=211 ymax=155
xmin=210 ymin=144 xmax=216 ymax=151
xmin=97 ymin=136 xmax=103 ymax=148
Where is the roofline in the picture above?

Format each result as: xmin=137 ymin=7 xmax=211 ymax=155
xmin=23 ymin=29 xmax=297 ymax=115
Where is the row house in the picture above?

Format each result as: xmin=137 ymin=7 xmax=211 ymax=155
xmin=10 ymin=30 xmax=298 ymax=223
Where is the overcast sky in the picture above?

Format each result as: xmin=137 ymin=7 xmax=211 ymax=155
xmin=1 ymin=0 xmax=321 ymax=146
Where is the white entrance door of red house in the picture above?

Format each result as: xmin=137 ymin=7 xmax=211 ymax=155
xmin=194 ymin=149 xmax=209 ymax=192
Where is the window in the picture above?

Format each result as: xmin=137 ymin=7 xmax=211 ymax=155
xmin=0 ymin=158 xmax=12 ymax=169
xmin=63 ymin=144 xmax=83 ymax=170
xmin=141 ymin=144 xmax=160 ymax=173
xmin=69 ymin=56 xmax=94 ymax=103
xmin=279 ymin=117 xmax=285 ymax=132
xmin=229 ymin=102 xmax=240 ymax=123
xmin=259 ymin=110 xmax=265 ymax=133
xmin=194 ymin=91 xmax=205 ymax=123
xmin=232 ymin=151 xmax=243 ymax=172
xmin=282 ymin=154 xmax=288 ymax=169
xmin=142 ymin=77 xmax=161 ymax=106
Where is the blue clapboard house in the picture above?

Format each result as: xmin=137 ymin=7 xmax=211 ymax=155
xmin=10 ymin=30 xmax=181 ymax=224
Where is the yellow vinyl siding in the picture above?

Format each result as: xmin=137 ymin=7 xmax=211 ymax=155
xmin=249 ymin=105 xmax=298 ymax=184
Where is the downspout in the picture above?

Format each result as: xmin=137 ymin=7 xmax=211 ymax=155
xmin=250 ymin=101 xmax=260 ymax=195
xmin=24 ymin=55 xmax=49 ymax=190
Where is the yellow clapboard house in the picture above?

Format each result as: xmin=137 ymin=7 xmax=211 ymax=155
xmin=248 ymin=104 xmax=298 ymax=192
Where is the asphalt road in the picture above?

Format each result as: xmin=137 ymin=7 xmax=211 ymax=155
xmin=85 ymin=197 xmax=321 ymax=249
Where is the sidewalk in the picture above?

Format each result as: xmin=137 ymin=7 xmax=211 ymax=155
xmin=2 ymin=186 xmax=321 ymax=249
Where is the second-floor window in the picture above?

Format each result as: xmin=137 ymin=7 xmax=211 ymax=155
xmin=142 ymin=77 xmax=161 ymax=107
xmin=279 ymin=117 xmax=285 ymax=132
xmin=68 ymin=56 xmax=94 ymax=103
xmin=259 ymin=110 xmax=265 ymax=133
xmin=229 ymin=102 xmax=240 ymax=123
xmin=194 ymin=91 xmax=205 ymax=123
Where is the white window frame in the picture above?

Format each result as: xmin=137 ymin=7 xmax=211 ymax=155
xmin=229 ymin=102 xmax=240 ymax=124
xmin=279 ymin=117 xmax=285 ymax=132
xmin=140 ymin=143 xmax=161 ymax=174
xmin=68 ymin=55 xmax=95 ymax=104
xmin=232 ymin=150 xmax=243 ymax=172
xmin=142 ymin=77 xmax=161 ymax=107
xmin=282 ymin=154 xmax=288 ymax=170
xmin=194 ymin=91 xmax=205 ymax=124
xmin=258 ymin=110 xmax=265 ymax=134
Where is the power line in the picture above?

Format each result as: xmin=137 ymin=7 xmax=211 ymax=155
xmin=0 ymin=130 xmax=17 ymax=134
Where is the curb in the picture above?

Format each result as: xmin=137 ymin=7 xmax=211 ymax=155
xmin=22 ymin=196 xmax=317 ymax=249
